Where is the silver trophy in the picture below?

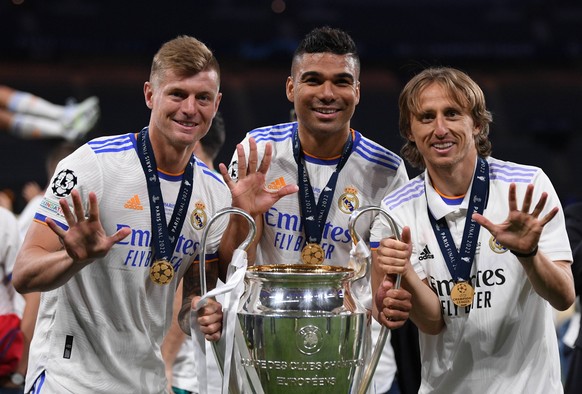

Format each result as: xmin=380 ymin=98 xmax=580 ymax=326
xmin=197 ymin=206 xmax=401 ymax=393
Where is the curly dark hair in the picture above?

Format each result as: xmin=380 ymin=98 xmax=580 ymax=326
xmin=292 ymin=26 xmax=360 ymax=77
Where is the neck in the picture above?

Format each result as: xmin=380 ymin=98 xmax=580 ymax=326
xmin=298 ymin=127 xmax=351 ymax=158
xmin=149 ymin=132 xmax=193 ymax=174
xmin=427 ymin=156 xmax=478 ymax=196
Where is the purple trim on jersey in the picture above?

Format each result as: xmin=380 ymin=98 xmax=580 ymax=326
xmin=249 ymin=122 xmax=295 ymax=143
xmin=88 ymin=134 xmax=134 ymax=154
xmin=29 ymin=370 xmax=46 ymax=394
xmin=440 ymin=195 xmax=464 ymax=205
xmin=382 ymin=177 xmax=425 ymax=210
xmin=33 ymin=213 xmax=68 ymax=231
xmin=369 ymin=241 xmax=380 ymax=249
xmin=489 ymin=161 xmax=537 ymax=183
xmin=192 ymin=159 xmax=225 ymax=184
xmin=355 ymin=137 xmax=402 ymax=170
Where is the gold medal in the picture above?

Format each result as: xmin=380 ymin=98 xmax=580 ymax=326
xmin=149 ymin=259 xmax=175 ymax=285
xmin=450 ymin=281 xmax=475 ymax=307
xmin=301 ymin=243 xmax=325 ymax=265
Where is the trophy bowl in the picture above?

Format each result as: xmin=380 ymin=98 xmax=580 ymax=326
xmin=236 ymin=264 xmax=368 ymax=393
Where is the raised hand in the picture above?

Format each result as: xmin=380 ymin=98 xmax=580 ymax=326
xmin=472 ymin=183 xmax=558 ymax=255
xmin=219 ymin=137 xmax=298 ymax=217
xmin=46 ymin=189 xmax=131 ymax=263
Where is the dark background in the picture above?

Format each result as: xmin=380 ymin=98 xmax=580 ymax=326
xmin=1 ymin=0 xmax=581 ymax=213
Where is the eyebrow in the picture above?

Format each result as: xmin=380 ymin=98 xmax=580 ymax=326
xmin=299 ymin=71 xmax=355 ymax=82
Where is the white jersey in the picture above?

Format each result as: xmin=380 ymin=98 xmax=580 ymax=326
xmin=27 ymin=132 xmax=231 ymax=394
xmin=230 ymin=122 xmax=408 ymax=392
xmin=0 ymin=207 xmax=20 ymax=316
xmin=171 ymin=337 xmax=222 ymax=393
xmin=371 ymin=156 xmax=571 ymax=394
xmin=229 ymin=122 xmax=409 ymax=267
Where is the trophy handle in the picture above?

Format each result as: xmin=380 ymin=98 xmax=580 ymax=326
xmin=199 ymin=206 xmax=257 ymax=294
xmin=348 ymin=205 xmax=401 ymax=394
xmin=197 ymin=207 xmax=257 ymax=394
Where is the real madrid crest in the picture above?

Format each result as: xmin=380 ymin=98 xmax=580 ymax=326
xmin=190 ymin=200 xmax=207 ymax=230
xmin=338 ymin=186 xmax=360 ymax=214
xmin=489 ymin=235 xmax=508 ymax=254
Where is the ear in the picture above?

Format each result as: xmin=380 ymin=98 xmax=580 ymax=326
xmin=144 ymin=81 xmax=153 ymax=109
xmin=354 ymin=80 xmax=361 ymax=106
xmin=214 ymin=92 xmax=223 ymax=112
xmin=285 ymin=76 xmax=294 ymax=103
xmin=473 ymin=123 xmax=482 ymax=136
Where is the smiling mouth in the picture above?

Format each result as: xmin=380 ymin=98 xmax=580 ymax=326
xmin=175 ymin=120 xmax=196 ymax=127
xmin=314 ymin=108 xmax=339 ymax=114
xmin=433 ymin=142 xmax=453 ymax=149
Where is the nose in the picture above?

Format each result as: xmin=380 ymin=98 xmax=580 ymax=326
xmin=318 ymin=81 xmax=335 ymax=102
xmin=434 ymin=114 xmax=448 ymax=137
xmin=182 ymin=96 xmax=198 ymax=115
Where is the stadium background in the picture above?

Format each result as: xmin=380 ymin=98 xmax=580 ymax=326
xmin=1 ymin=0 xmax=581 ymax=212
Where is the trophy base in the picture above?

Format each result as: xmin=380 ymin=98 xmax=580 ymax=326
xmin=237 ymin=313 xmax=367 ymax=393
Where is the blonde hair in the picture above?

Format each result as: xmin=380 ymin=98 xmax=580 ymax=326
xmin=150 ymin=35 xmax=220 ymax=87
xmin=398 ymin=67 xmax=492 ymax=169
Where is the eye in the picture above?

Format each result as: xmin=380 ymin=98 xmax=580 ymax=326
xmin=335 ymin=78 xmax=352 ymax=87
xmin=304 ymin=77 xmax=320 ymax=85
xmin=418 ymin=113 xmax=434 ymax=123
xmin=170 ymin=91 xmax=186 ymax=99
xmin=445 ymin=109 xmax=461 ymax=118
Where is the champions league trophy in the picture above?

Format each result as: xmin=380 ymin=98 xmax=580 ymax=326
xmin=194 ymin=206 xmax=401 ymax=394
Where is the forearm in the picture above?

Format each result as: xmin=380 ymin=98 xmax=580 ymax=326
xmin=15 ymin=292 xmax=40 ymax=376
xmin=162 ymin=282 xmax=187 ymax=369
xmin=13 ymin=246 xmax=89 ymax=293
xmin=519 ymin=253 xmax=575 ymax=311
xmin=177 ymin=296 xmax=193 ymax=336
xmin=403 ymin=275 xmax=445 ymax=335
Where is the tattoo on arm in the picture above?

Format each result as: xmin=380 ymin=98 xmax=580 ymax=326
xmin=177 ymin=261 xmax=220 ymax=335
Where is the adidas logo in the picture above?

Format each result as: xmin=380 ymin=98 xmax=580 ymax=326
xmin=267 ymin=176 xmax=287 ymax=191
xmin=124 ymin=194 xmax=144 ymax=210
xmin=418 ymin=245 xmax=434 ymax=261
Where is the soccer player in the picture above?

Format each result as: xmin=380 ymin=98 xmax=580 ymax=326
xmin=12 ymin=35 xmax=293 ymax=393
xmin=372 ymin=66 xmax=575 ymax=393
xmin=223 ymin=26 xmax=413 ymax=393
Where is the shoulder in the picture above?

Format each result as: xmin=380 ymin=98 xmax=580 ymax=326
xmin=247 ymin=122 xmax=296 ymax=144
xmin=351 ymin=131 xmax=403 ymax=172
xmin=85 ymin=133 xmax=135 ymax=154
xmin=487 ymin=156 xmax=542 ymax=185
xmin=381 ymin=174 xmax=426 ymax=210
xmin=194 ymin=159 xmax=227 ymax=187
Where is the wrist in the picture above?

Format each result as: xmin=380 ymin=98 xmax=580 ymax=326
xmin=510 ymin=245 xmax=538 ymax=258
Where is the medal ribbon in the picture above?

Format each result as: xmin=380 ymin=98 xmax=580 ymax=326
xmin=292 ymin=127 xmax=354 ymax=245
xmin=427 ymin=157 xmax=489 ymax=283
xmin=136 ymin=128 xmax=195 ymax=261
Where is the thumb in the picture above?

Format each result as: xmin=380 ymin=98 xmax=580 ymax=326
xmin=374 ymin=278 xmax=394 ymax=308
xmin=401 ymin=226 xmax=412 ymax=252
